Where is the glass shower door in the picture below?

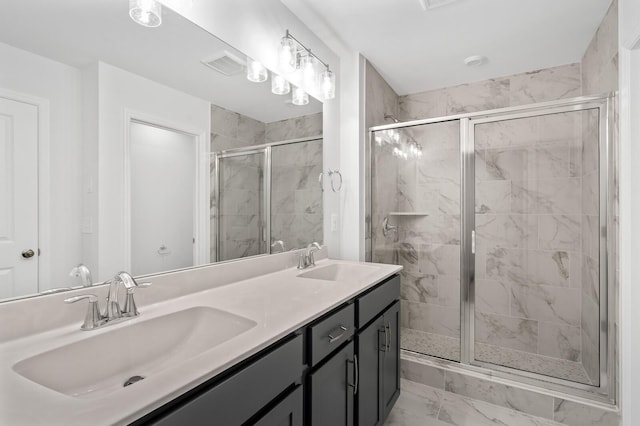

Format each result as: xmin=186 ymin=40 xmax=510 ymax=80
xmin=216 ymin=150 xmax=267 ymax=262
xmin=371 ymin=120 xmax=462 ymax=362
xmin=471 ymin=108 xmax=601 ymax=385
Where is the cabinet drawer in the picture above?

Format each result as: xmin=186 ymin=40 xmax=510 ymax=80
xmin=150 ymin=334 xmax=304 ymax=425
xmin=356 ymin=275 xmax=400 ymax=328
xmin=308 ymin=303 xmax=355 ymax=366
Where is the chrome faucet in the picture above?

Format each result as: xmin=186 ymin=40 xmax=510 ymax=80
xmin=104 ymin=272 xmax=151 ymax=320
xmin=271 ymin=240 xmax=286 ymax=253
xmin=65 ymin=271 xmax=151 ymax=330
xmin=70 ymin=263 xmax=93 ymax=287
xmin=298 ymin=242 xmax=321 ymax=269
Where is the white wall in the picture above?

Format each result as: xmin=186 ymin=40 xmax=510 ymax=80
xmin=173 ymin=0 xmax=343 ymax=259
xmin=0 ymin=41 xmax=83 ymax=291
xmin=619 ymin=0 xmax=640 ymax=422
xmin=94 ymin=62 xmax=210 ymax=281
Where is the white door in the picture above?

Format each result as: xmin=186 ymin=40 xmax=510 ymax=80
xmin=130 ymin=121 xmax=196 ymax=276
xmin=0 ymin=97 xmax=38 ymax=299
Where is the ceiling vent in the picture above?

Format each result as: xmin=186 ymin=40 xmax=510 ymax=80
xmin=201 ymin=51 xmax=245 ymax=76
xmin=418 ymin=0 xmax=459 ymax=11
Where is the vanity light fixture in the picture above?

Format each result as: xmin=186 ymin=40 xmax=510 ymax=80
xmin=292 ymin=86 xmax=309 ymax=106
xmin=271 ymin=73 xmax=291 ymax=95
xmin=129 ymin=0 xmax=162 ymax=28
xmin=278 ymin=30 xmax=336 ymax=100
xmin=246 ymin=57 xmax=268 ymax=83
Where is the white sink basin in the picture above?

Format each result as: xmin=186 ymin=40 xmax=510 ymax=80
xmin=297 ymin=263 xmax=378 ymax=282
xmin=12 ymin=306 xmax=256 ymax=398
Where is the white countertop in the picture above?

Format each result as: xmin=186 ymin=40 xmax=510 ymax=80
xmin=0 ymin=257 xmax=401 ymax=425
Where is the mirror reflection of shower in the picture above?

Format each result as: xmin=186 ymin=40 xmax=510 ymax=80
xmin=375 ymin=114 xmax=423 ymax=159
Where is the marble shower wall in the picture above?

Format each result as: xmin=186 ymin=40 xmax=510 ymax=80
xmin=271 ymin=139 xmax=323 ymax=252
xmin=210 ymin=105 xmax=323 ymax=262
xmin=473 ymin=110 xmax=597 ymax=379
xmin=265 ymin=112 xmax=322 ymax=143
xmin=580 ymin=0 xmax=619 ymax=385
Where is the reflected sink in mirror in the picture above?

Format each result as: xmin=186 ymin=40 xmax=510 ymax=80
xmin=12 ymin=307 xmax=256 ymax=398
xmin=297 ymin=263 xmax=379 ymax=282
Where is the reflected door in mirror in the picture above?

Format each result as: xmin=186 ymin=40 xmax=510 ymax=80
xmin=130 ymin=122 xmax=197 ymax=276
xmin=0 ymin=96 xmax=38 ymax=299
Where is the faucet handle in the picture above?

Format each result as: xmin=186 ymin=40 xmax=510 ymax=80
xmin=64 ymin=294 xmax=103 ymax=330
xmin=122 ymin=282 xmax=151 ymax=317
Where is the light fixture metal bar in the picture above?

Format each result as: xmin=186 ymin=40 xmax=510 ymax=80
xmin=285 ymin=29 xmax=330 ymax=70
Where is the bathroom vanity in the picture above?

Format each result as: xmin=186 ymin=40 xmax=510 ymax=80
xmin=0 ymin=250 xmax=401 ymax=425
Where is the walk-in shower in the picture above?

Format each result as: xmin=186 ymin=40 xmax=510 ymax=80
xmin=368 ymin=94 xmax=615 ymax=402
xmin=213 ymin=136 xmax=323 ymax=262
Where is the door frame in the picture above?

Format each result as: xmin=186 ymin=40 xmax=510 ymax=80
xmin=123 ymin=109 xmax=209 ymax=271
xmin=0 ymin=88 xmax=50 ymax=293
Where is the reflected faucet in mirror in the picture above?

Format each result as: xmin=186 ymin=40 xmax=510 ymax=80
xmin=70 ymin=264 xmax=93 ymax=287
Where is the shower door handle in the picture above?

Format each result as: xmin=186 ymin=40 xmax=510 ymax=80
xmin=471 ymin=230 xmax=476 ymax=254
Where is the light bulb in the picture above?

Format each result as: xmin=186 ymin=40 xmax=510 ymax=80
xmin=271 ymin=73 xmax=291 ymax=95
xmin=300 ymin=53 xmax=316 ymax=89
xmin=292 ymin=86 xmax=309 ymax=106
xmin=321 ymin=69 xmax=335 ymax=100
xmin=246 ymin=57 xmax=267 ymax=83
xmin=130 ymin=0 xmax=162 ymax=27
xmin=279 ymin=37 xmax=297 ymax=74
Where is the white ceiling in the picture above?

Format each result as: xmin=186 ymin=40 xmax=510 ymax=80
xmin=289 ymin=0 xmax=613 ymax=95
xmin=0 ymin=0 xmax=321 ymax=123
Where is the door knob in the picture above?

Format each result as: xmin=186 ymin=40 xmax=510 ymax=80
xmin=21 ymin=249 xmax=35 ymax=259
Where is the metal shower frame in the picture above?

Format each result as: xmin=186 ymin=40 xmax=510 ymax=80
xmin=367 ymin=93 xmax=616 ymax=404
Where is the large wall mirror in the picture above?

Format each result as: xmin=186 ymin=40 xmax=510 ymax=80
xmin=0 ymin=0 xmax=323 ymax=301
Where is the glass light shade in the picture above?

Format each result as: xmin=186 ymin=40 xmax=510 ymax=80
xmin=129 ymin=0 xmax=162 ymax=28
xmin=300 ymin=53 xmax=316 ymax=89
xmin=271 ymin=73 xmax=291 ymax=95
xmin=279 ymin=37 xmax=297 ymax=74
xmin=246 ymin=57 xmax=268 ymax=83
xmin=321 ymin=69 xmax=336 ymax=100
xmin=292 ymin=87 xmax=309 ymax=106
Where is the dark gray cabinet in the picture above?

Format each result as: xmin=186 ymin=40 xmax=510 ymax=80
xmin=355 ymin=276 xmax=401 ymax=426
xmin=307 ymin=341 xmax=355 ymax=426
xmin=254 ymin=386 xmax=304 ymax=426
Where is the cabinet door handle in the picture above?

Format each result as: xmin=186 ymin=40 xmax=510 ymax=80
xmin=328 ymin=325 xmax=348 ymax=343
xmin=378 ymin=327 xmax=387 ymax=352
xmin=347 ymin=355 xmax=359 ymax=395
xmin=385 ymin=324 xmax=390 ymax=352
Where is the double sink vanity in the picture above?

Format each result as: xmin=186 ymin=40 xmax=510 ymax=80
xmin=0 ymin=248 xmax=402 ymax=425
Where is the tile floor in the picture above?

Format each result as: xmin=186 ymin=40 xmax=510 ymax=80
xmin=385 ymin=379 xmax=565 ymax=426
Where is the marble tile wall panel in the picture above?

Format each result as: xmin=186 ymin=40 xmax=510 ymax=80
xmin=537 ymin=215 xmax=581 ymax=251
xmin=581 ymin=0 xmax=618 ymax=96
xmin=511 ymin=283 xmax=580 ymax=326
xmin=581 ymin=289 xmax=600 ymax=383
xmin=476 ymin=214 xmax=538 ymax=249
xmin=444 ymin=371 xmax=554 ymax=419
xmin=538 ymin=322 xmax=581 ymax=362
xmin=402 ymin=300 xmax=460 ymax=338
xmin=486 ymin=248 xmax=572 ymax=288
xmin=264 ymin=112 xmax=323 ymax=143
xmin=510 ymin=178 xmax=582 ymax=215
xmin=385 ymin=379 xmax=443 ymax=426
xmin=509 ymin=63 xmax=581 ymax=106
xmin=401 ymin=359 xmax=445 ymax=389
xmin=211 ymin=105 xmax=265 ymax=150
xmin=365 ymin=61 xmax=399 ymax=128
xmin=443 ymin=78 xmax=510 ymax=115
xmin=475 ymin=279 xmax=510 ymax=315
xmin=400 ymin=215 xmax=460 ymax=247
xmin=554 ymin=398 xmax=620 ymax=426
xmin=418 ymin=244 xmax=461 ymax=278
xmin=475 ymin=312 xmax=538 ymax=353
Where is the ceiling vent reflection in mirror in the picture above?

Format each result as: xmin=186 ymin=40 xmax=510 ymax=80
xmin=418 ymin=0 xmax=459 ymax=11
xmin=201 ymin=51 xmax=246 ymax=76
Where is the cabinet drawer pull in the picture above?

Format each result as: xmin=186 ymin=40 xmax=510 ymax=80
xmin=328 ymin=325 xmax=348 ymax=343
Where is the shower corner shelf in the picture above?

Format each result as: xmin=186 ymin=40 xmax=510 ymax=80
xmin=388 ymin=212 xmax=429 ymax=216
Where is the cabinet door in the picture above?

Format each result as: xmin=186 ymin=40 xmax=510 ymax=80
xmin=381 ymin=301 xmax=401 ymax=421
xmin=356 ymin=315 xmax=384 ymax=426
xmin=308 ymin=341 xmax=355 ymax=426
xmin=254 ymin=386 xmax=303 ymax=426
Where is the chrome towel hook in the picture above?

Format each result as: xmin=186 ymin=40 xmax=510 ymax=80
xmin=328 ymin=169 xmax=343 ymax=192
